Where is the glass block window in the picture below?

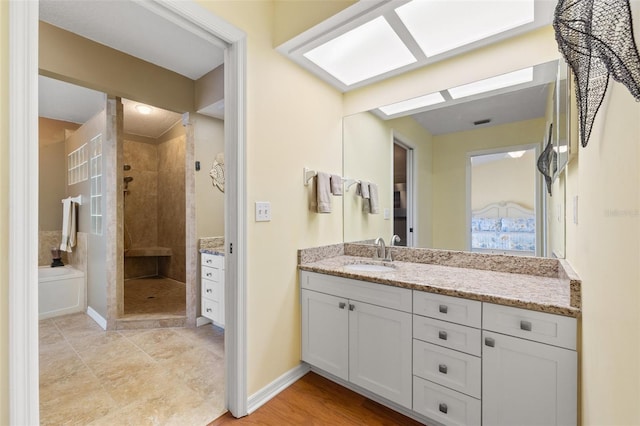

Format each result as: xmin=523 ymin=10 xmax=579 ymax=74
xmin=90 ymin=135 xmax=103 ymax=236
xmin=67 ymin=143 xmax=88 ymax=185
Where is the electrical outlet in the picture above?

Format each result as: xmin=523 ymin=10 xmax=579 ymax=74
xmin=255 ymin=201 xmax=271 ymax=222
xmin=384 ymin=208 xmax=390 ymax=220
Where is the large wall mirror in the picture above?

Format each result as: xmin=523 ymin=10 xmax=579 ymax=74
xmin=343 ymin=59 xmax=570 ymax=258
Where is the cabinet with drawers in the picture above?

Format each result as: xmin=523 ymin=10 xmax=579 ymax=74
xmin=201 ymin=252 xmax=224 ymax=327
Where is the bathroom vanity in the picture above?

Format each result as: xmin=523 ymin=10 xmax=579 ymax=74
xmin=298 ymin=244 xmax=580 ymax=426
xmin=201 ymin=251 xmax=225 ymax=328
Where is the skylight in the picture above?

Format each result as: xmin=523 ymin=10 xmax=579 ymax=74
xmin=379 ymin=92 xmax=446 ymax=116
xmin=448 ymin=67 xmax=534 ymax=99
xmin=395 ymin=0 xmax=535 ymax=57
xmin=303 ymin=16 xmax=417 ymax=86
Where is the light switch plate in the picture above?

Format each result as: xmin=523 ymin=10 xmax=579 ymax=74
xmin=384 ymin=208 xmax=390 ymax=220
xmin=255 ymin=201 xmax=271 ymax=222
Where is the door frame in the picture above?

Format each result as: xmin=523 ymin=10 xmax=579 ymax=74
xmin=392 ymin=132 xmax=416 ymax=247
xmin=8 ymin=1 xmax=248 ymax=423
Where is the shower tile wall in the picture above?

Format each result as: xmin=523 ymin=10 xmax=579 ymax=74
xmin=38 ymin=231 xmax=69 ymax=266
xmin=157 ymin=135 xmax=186 ymax=282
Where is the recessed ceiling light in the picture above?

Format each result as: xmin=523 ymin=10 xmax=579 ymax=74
xmin=448 ymin=67 xmax=534 ymax=99
xmin=395 ymin=0 xmax=535 ymax=58
xmin=379 ymin=92 xmax=446 ymax=116
xmin=303 ymin=16 xmax=417 ymax=86
xmin=508 ymin=150 xmax=527 ymax=158
xmin=135 ymin=104 xmax=152 ymax=115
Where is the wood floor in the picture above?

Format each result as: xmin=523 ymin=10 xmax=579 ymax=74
xmin=209 ymin=372 xmax=425 ymax=425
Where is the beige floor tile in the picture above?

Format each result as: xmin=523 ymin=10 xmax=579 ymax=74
xmin=39 ymin=342 xmax=86 ymax=384
xmin=53 ymin=312 xmax=104 ymax=332
xmin=124 ymin=328 xmax=195 ymax=361
xmin=175 ymin=325 xmax=225 ymax=358
xmin=67 ymin=330 xmax=126 ymax=353
xmin=164 ymin=396 xmax=227 ymax=426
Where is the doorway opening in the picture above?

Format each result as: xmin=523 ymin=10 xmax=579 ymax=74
xmin=393 ymin=139 xmax=414 ymax=247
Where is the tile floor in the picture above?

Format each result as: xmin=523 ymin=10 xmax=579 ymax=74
xmin=124 ymin=277 xmax=186 ymax=316
xmin=39 ymin=312 xmax=226 ymax=425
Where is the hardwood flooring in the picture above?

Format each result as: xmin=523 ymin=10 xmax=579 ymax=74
xmin=209 ymin=372 xmax=425 ymax=425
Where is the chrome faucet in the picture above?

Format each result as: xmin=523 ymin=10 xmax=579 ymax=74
xmin=388 ymin=234 xmax=401 ymax=261
xmin=374 ymin=237 xmax=386 ymax=260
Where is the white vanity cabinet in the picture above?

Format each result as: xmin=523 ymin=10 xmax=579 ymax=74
xmin=482 ymin=303 xmax=577 ymax=426
xmin=300 ymin=271 xmax=413 ymax=409
xmin=201 ymin=253 xmax=224 ymax=327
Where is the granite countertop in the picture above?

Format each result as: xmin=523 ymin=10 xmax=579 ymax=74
xmin=299 ymin=252 xmax=581 ymax=318
xmin=200 ymin=248 xmax=225 ymax=256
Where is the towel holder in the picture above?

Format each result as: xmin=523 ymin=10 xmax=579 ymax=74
xmin=62 ymin=195 xmax=83 ymax=205
xmin=344 ymin=179 xmax=360 ymax=192
xmin=303 ymin=168 xmax=317 ymax=186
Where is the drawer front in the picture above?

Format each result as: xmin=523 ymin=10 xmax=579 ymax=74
xmin=413 ymin=315 xmax=481 ymax=356
xmin=413 ymin=340 xmax=481 ymax=398
xmin=483 ymin=303 xmax=577 ymax=350
xmin=201 ymin=253 xmax=224 ymax=269
xmin=202 ymin=298 xmax=221 ymax=321
xmin=301 ymin=271 xmax=412 ymax=313
xmin=413 ymin=291 xmax=481 ymax=328
xmin=202 ymin=279 xmax=221 ymax=302
xmin=413 ymin=376 xmax=481 ymax=426
xmin=202 ymin=265 xmax=221 ymax=282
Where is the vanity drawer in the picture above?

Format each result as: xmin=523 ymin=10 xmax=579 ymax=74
xmin=413 ymin=340 xmax=481 ymax=398
xmin=202 ymin=298 xmax=221 ymax=321
xmin=413 ymin=291 xmax=481 ymax=328
xmin=483 ymin=303 xmax=577 ymax=350
xmin=202 ymin=279 xmax=221 ymax=302
xmin=413 ymin=376 xmax=481 ymax=426
xmin=201 ymin=265 xmax=221 ymax=282
xmin=202 ymin=253 xmax=223 ymax=269
xmin=301 ymin=271 xmax=412 ymax=313
xmin=413 ymin=315 xmax=481 ymax=356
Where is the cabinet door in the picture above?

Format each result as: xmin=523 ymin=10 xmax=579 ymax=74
xmin=483 ymin=331 xmax=577 ymax=426
xmin=301 ymin=289 xmax=349 ymax=380
xmin=349 ymin=301 xmax=412 ymax=409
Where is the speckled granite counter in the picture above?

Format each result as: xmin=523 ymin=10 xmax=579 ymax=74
xmin=298 ymin=244 xmax=581 ymax=317
xmin=199 ymin=236 xmax=225 ymax=256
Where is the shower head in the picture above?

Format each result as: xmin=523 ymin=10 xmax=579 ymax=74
xmin=124 ymin=176 xmax=134 ymax=183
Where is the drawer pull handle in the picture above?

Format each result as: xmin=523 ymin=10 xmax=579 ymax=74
xmin=439 ymin=403 xmax=448 ymax=414
xmin=438 ymin=304 xmax=448 ymax=314
xmin=485 ymin=337 xmax=495 ymax=347
xmin=206 ymin=308 xmax=212 ymax=313
xmin=206 ymin=259 xmax=212 ymax=264
xmin=438 ymin=364 xmax=448 ymax=374
xmin=338 ymin=302 xmax=346 ymax=309
xmin=206 ymin=289 xmax=212 ymax=293
xmin=348 ymin=304 xmax=355 ymax=311
xmin=438 ymin=330 xmax=448 ymax=340
xmin=520 ymin=320 xmax=532 ymax=331
xmin=206 ymin=273 xmax=212 ymax=277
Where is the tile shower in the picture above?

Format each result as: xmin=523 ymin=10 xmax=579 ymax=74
xmin=123 ymin=131 xmax=187 ymax=317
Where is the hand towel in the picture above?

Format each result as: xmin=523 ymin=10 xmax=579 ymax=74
xmin=330 ymin=175 xmax=343 ymax=196
xmin=368 ymin=183 xmax=380 ymax=214
xmin=359 ymin=181 xmax=370 ymax=199
xmin=316 ymin=172 xmax=332 ymax=213
xmin=60 ymin=199 xmax=77 ymax=252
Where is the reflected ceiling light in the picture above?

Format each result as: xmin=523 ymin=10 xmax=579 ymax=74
xmin=508 ymin=150 xmax=527 ymax=158
xmin=303 ymin=16 xmax=417 ymax=86
xmin=395 ymin=0 xmax=535 ymax=58
xmin=379 ymin=92 xmax=445 ymax=116
xmin=135 ymin=104 xmax=152 ymax=115
xmin=448 ymin=67 xmax=534 ymax=99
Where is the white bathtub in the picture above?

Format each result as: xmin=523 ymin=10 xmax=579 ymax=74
xmin=38 ymin=266 xmax=86 ymax=320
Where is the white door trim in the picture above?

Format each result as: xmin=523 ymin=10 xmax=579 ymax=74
xmin=8 ymin=0 xmax=249 ymax=421
xmin=392 ymin=132 xmax=417 ymax=247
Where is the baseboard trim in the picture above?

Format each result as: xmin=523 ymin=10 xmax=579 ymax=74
xmin=247 ymin=363 xmax=311 ymax=414
xmin=196 ymin=316 xmax=212 ymax=327
xmin=86 ymin=306 xmax=107 ymax=330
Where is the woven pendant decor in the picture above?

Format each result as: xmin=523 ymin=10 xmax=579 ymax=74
xmin=553 ymin=0 xmax=640 ymax=147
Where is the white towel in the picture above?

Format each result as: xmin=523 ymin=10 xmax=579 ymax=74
xmin=368 ymin=183 xmax=380 ymax=214
xmin=359 ymin=181 xmax=370 ymax=199
xmin=60 ymin=199 xmax=77 ymax=252
xmin=330 ymin=175 xmax=343 ymax=196
xmin=316 ymin=172 xmax=332 ymax=213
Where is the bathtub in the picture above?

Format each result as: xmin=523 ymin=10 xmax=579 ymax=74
xmin=38 ymin=266 xmax=86 ymax=320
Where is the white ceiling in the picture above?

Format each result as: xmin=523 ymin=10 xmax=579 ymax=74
xmin=38 ymin=0 xmax=224 ymax=138
xmin=39 ymin=0 xmax=224 ymax=80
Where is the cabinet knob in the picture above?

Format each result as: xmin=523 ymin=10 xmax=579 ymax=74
xmin=439 ymin=403 xmax=448 ymax=414
xmin=206 ymin=289 xmax=212 ymax=293
xmin=206 ymin=272 xmax=212 ymax=277
xmin=485 ymin=337 xmax=495 ymax=347
xmin=206 ymin=259 xmax=212 ymax=264
xmin=520 ymin=320 xmax=532 ymax=331
xmin=338 ymin=302 xmax=346 ymax=309
xmin=438 ymin=364 xmax=448 ymax=374
xmin=206 ymin=308 xmax=212 ymax=312
xmin=438 ymin=304 xmax=448 ymax=314
xmin=348 ymin=304 xmax=355 ymax=311
xmin=438 ymin=330 xmax=448 ymax=341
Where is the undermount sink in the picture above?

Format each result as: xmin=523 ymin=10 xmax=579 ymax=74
xmin=344 ymin=263 xmax=396 ymax=272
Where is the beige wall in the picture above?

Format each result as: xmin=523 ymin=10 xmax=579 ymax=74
xmin=200 ymin=0 xmax=345 ymax=395
xmin=0 ymin=0 xmax=8 ymax=421
xmin=471 ymin=150 xmax=536 ymax=211
xmin=193 ymin=114 xmax=225 ymax=239
xmin=432 ymin=118 xmax=545 ymax=251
